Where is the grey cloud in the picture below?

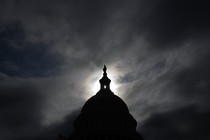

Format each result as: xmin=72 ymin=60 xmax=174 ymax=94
xmin=0 ymin=75 xmax=82 ymax=140
xmin=132 ymin=0 xmax=210 ymax=48
xmin=139 ymin=105 xmax=210 ymax=140
xmin=0 ymin=0 xmax=210 ymax=140
xmin=0 ymin=80 xmax=44 ymax=140
xmin=175 ymin=47 xmax=210 ymax=109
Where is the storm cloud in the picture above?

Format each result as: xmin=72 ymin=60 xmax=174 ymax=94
xmin=0 ymin=0 xmax=210 ymax=139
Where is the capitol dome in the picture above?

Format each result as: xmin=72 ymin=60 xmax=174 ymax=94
xmin=69 ymin=66 xmax=143 ymax=140
xmin=82 ymin=90 xmax=129 ymax=113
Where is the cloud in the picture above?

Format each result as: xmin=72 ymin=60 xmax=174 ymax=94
xmin=174 ymin=45 xmax=210 ymax=109
xmin=0 ymin=73 xmax=83 ymax=140
xmin=139 ymin=105 xmax=210 ymax=140
xmin=132 ymin=0 xmax=210 ymax=48
xmin=0 ymin=0 xmax=210 ymax=140
xmin=0 ymin=21 xmax=63 ymax=77
xmin=0 ymin=77 xmax=44 ymax=140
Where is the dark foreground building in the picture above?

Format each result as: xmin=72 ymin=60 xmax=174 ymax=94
xmin=60 ymin=66 xmax=143 ymax=140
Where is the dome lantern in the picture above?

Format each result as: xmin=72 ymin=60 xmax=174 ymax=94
xmin=99 ymin=65 xmax=111 ymax=91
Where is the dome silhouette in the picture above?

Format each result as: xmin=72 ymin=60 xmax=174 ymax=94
xmin=62 ymin=65 xmax=144 ymax=140
xmin=82 ymin=91 xmax=129 ymax=113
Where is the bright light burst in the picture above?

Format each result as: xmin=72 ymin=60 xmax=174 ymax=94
xmin=85 ymin=66 xmax=120 ymax=99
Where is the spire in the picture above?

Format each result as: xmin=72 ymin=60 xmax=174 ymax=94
xmin=99 ymin=65 xmax=111 ymax=90
xmin=103 ymin=65 xmax=107 ymax=76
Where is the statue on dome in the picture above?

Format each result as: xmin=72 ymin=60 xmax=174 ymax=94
xmin=103 ymin=65 xmax=107 ymax=74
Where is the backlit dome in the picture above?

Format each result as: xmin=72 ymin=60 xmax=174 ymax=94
xmin=69 ymin=65 xmax=143 ymax=140
xmin=82 ymin=89 xmax=129 ymax=113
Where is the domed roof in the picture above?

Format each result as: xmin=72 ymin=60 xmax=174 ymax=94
xmin=82 ymin=65 xmax=129 ymax=113
xmin=69 ymin=66 xmax=144 ymax=140
xmin=82 ymin=90 xmax=129 ymax=113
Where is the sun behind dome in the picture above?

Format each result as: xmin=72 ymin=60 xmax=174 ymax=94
xmin=67 ymin=65 xmax=144 ymax=140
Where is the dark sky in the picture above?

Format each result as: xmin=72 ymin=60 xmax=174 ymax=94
xmin=0 ymin=0 xmax=210 ymax=140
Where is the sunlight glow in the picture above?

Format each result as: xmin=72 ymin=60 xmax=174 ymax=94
xmin=91 ymin=71 xmax=119 ymax=93
xmin=85 ymin=66 xmax=121 ymax=99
